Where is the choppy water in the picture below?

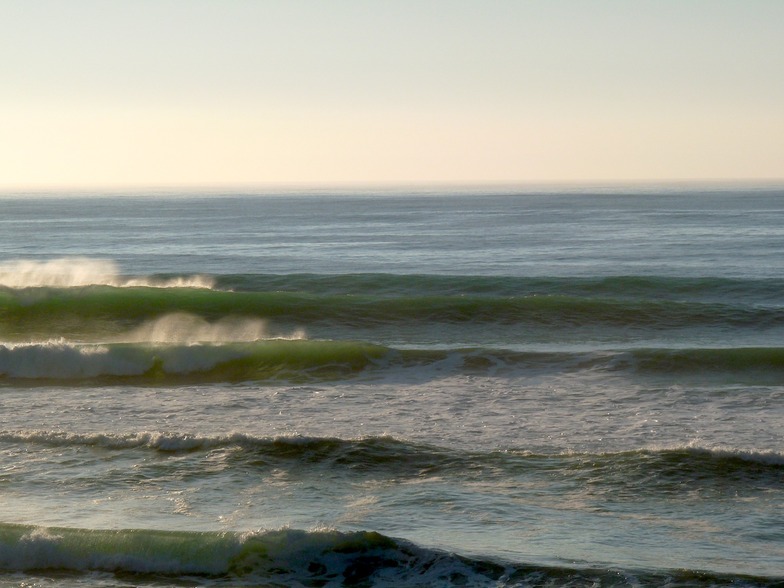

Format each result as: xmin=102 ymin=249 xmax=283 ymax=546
xmin=0 ymin=188 xmax=782 ymax=586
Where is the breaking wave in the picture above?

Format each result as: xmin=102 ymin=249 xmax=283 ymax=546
xmin=0 ymin=524 xmax=779 ymax=587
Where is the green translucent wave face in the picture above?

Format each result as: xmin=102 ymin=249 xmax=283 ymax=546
xmin=0 ymin=285 xmax=782 ymax=343
xmin=215 ymin=274 xmax=784 ymax=304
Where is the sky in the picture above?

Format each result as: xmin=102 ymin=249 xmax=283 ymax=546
xmin=2 ymin=0 xmax=783 ymax=189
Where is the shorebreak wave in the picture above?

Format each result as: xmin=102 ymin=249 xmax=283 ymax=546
xmin=0 ymin=524 xmax=778 ymax=586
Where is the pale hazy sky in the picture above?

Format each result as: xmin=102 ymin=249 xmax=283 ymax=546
xmin=2 ymin=1 xmax=783 ymax=188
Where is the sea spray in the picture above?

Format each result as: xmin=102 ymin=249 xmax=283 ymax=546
xmin=0 ymin=258 xmax=213 ymax=289
xmin=123 ymin=313 xmax=305 ymax=344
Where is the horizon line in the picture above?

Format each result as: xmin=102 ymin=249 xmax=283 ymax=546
xmin=2 ymin=178 xmax=784 ymax=195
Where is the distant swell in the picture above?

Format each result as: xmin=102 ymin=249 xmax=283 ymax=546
xmin=0 ymin=524 xmax=779 ymax=586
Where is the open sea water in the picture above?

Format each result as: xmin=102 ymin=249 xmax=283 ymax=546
xmin=0 ymin=187 xmax=782 ymax=587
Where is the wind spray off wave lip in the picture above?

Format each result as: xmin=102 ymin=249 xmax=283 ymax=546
xmin=0 ymin=258 xmax=215 ymax=289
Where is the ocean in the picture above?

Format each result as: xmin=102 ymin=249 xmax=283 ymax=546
xmin=0 ymin=187 xmax=782 ymax=587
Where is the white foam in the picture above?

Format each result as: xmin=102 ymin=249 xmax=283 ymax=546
xmin=614 ymin=441 xmax=784 ymax=466
xmin=549 ymin=443 xmax=784 ymax=466
xmin=0 ymin=430 xmax=360 ymax=452
xmin=0 ymin=430 xmax=251 ymax=451
xmin=0 ymin=258 xmax=213 ymax=289
xmin=683 ymin=441 xmax=784 ymax=466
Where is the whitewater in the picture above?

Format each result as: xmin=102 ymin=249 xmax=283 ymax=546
xmin=0 ymin=188 xmax=782 ymax=586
